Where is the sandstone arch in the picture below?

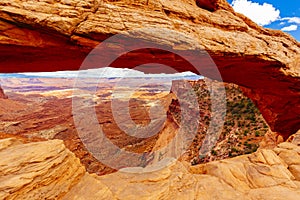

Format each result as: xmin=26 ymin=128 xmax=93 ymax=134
xmin=0 ymin=0 xmax=299 ymax=138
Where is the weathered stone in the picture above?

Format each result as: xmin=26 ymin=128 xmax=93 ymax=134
xmin=0 ymin=138 xmax=85 ymax=199
xmin=191 ymin=147 xmax=300 ymax=192
xmin=289 ymin=165 xmax=300 ymax=181
xmin=1 ymin=136 xmax=300 ymax=199
xmin=287 ymin=130 xmax=300 ymax=146
xmin=62 ymin=173 xmax=115 ymax=200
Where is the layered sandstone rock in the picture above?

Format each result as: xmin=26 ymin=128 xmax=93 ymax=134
xmin=0 ymin=0 xmax=299 ymax=138
xmin=1 ymin=136 xmax=300 ymax=199
xmin=1 ymin=0 xmax=299 ymax=73
xmin=91 ymin=141 xmax=300 ymax=200
xmin=0 ymin=138 xmax=85 ymax=199
xmin=288 ymin=130 xmax=300 ymax=146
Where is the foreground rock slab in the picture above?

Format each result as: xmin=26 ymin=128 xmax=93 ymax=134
xmin=0 ymin=138 xmax=85 ymax=199
xmin=1 ymin=137 xmax=300 ymax=199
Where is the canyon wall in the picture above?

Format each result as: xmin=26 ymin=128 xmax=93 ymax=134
xmin=0 ymin=0 xmax=299 ymax=137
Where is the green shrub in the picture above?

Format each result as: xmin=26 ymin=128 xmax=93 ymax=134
xmin=255 ymin=131 xmax=260 ymax=137
xmin=211 ymin=150 xmax=217 ymax=156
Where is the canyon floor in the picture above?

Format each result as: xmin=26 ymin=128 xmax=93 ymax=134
xmin=0 ymin=77 xmax=271 ymax=173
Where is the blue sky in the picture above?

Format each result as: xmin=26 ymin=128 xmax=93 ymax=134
xmin=227 ymin=0 xmax=300 ymax=41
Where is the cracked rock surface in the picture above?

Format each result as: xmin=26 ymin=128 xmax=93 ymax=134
xmin=1 ymin=135 xmax=300 ymax=199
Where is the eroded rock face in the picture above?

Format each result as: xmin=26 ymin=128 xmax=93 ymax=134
xmin=0 ymin=138 xmax=85 ymax=199
xmin=1 ymin=137 xmax=300 ymax=199
xmin=0 ymin=0 xmax=299 ymax=137
xmin=65 ymin=139 xmax=300 ymax=200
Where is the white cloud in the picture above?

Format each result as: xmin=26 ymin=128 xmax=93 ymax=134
xmin=280 ymin=17 xmax=300 ymax=24
xmin=231 ymin=0 xmax=280 ymax=26
xmin=279 ymin=21 xmax=285 ymax=25
xmin=21 ymin=67 xmax=202 ymax=79
xmin=281 ymin=25 xmax=298 ymax=31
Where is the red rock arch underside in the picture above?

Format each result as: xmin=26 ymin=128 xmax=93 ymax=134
xmin=0 ymin=0 xmax=299 ymax=139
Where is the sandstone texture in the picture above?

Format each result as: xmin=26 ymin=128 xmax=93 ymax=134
xmin=0 ymin=0 xmax=299 ymax=138
xmin=1 ymin=136 xmax=300 ymax=199
xmin=0 ymin=138 xmax=85 ymax=199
